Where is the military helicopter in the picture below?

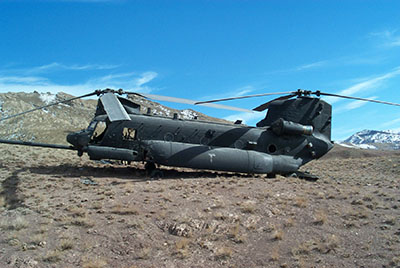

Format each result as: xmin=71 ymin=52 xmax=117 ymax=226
xmin=0 ymin=88 xmax=399 ymax=180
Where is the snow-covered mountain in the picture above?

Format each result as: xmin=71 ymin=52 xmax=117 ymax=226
xmin=341 ymin=129 xmax=400 ymax=150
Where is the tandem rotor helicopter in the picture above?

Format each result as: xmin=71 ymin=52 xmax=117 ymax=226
xmin=0 ymin=88 xmax=399 ymax=180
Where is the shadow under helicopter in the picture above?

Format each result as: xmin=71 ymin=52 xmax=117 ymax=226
xmin=27 ymin=162 xmax=261 ymax=183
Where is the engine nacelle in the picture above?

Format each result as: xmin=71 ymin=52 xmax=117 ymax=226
xmin=271 ymin=118 xmax=313 ymax=136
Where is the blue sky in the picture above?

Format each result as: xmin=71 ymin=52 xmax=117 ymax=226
xmin=1 ymin=0 xmax=400 ymax=140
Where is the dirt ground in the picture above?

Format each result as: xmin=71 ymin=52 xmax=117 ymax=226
xmin=0 ymin=144 xmax=399 ymax=268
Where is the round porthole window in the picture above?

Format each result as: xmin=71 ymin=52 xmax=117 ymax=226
xmin=268 ymin=144 xmax=277 ymax=153
xmin=164 ymin=132 xmax=174 ymax=141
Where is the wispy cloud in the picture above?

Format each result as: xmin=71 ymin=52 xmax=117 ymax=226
xmin=224 ymin=111 xmax=264 ymax=125
xmin=333 ymin=96 xmax=378 ymax=113
xmin=201 ymin=85 xmax=255 ymax=102
xmin=296 ymin=60 xmax=327 ymax=71
xmin=324 ymin=67 xmax=400 ymax=104
xmin=369 ymin=30 xmax=400 ymax=47
xmin=0 ymin=63 xmax=158 ymax=96
xmin=380 ymin=117 xmax=400 ymax=128
xmin=19 ymin=62 xmax=120 ymax=75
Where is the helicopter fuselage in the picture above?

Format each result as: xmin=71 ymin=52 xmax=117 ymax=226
xmin=67 ymin=107 xmax=333 ymax=175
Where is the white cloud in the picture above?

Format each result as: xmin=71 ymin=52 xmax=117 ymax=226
xmin=134 ymin=72 xmax=158 ymax=87
xmin=0 ymin=63 xmax=158 ymax=96
xmin=296 ymin=60 xmax=327 ymax=71
xmin=224 ymin=111 xmax=265 ymax=126
xmin=324 ymin=67 xmax=400 ymax=104
xmin=380 ymin=117 xmax=400 ymax=128
xmin=333 ymin=96 xmax=378 ymax=113
xmin=369 ymin=29 xmax=400 ymax=47
xmin=24 ymin=62 xmax=120 ymax=74
xmin=199 ymin=85 xmax=256 ymax=103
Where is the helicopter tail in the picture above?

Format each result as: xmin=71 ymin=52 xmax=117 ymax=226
xmin=256 ymin=97 xmax=332 ymax=141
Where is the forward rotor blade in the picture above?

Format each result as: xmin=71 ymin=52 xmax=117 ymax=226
xmin=0 ymin=91 xmax=99 ymax=122
xmin=195 ymin=91 xmax=295 ymax=105
xmin=253 ymin=94 xmax=297 ymax=112
xmin=100 ymin=93 xmax=131 ymax=122
xmin=317 ymin=92 xmax=400 ymax=106
xmin=127 ymin=92 xmax=253 ymax=113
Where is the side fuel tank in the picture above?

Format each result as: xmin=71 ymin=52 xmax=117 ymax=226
xmin=143 ymin=141 xmax=301 ymax=174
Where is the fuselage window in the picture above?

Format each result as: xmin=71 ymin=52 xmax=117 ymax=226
xmin=123 ymin=127 xmax=136 ymax=140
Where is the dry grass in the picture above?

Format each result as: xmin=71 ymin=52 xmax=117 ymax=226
xmin=174 ymin=238 xmax=191 ymax=258
xmin=228 ymin=222 xmax=246 ymax=243
xmin=272 ymin=229 xmax=284 ymax=241
xmin=215 ymin=246 xmax=233 ymax=260
xmin=43 ymin=250 xmax=62 ymax=263
xmin=294 ymin=197 xmax=307 ymax=208
xmin=82 ymin=257 xmax=108 ymax=268
xmin=239 ymin=200 xmax=256 ymax=213
xmin=313 ymin=210 xmax=327 ymax=225
xmin=60 ymin=238 xmax=74 ymax=250
xmin=111 ymin=204 xmax=140 ymax=215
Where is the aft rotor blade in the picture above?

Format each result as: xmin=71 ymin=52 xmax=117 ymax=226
xmin=253 ymin=93 xmax=297 ymax=112
xmin=316 ymin=92 xmax=400 ymax=106
xmin=195 ymin=91 xmax=295 ymax=105
xmin=0 ymin=91 xmax=99 ymax=122
xmin=128 ymin=92 xmax=253 ymax=113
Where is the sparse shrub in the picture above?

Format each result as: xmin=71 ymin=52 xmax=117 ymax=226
xmin=317 ymin=235 xmax=339 ymax=254
xmin=60 ymin=239 xmax=74 ymax=250
xmin=228 ymin=223 xmax=246 ymax=243
xmin=240 ymin=201 xmax=256 ymax=213
xmin=5 ymin=216 xmax=29 ymax=231
xmin=215 ymin=246 xmax=233 ymax=260
xmin=136 ymin=246 xmax=151 ymax=260
xmin=82 ymin=257 xmax=107 ymax=268
xmin=174 ymin=238 xmax=191 ymax=258
xmin=313 ymin=210 xmax=327 ymax=225
xmin=294 ymin=197 xmax=307 ymax=208
xmin=43 ymin=250 xmax=62 ymax=263
xmin=272 ymin=229 xmax=284 ymax=241
xmin=270 ymin=247 xmax=280 ymax=261
xmin=69 ymin=207 xmax=87 ymax=218
xmin=284 ymin=217 xmax=295 ymax=228
xmin=111 ymin=204 xmax=139 ymax=215
xmin=70 ymin=218 xmax=94 ymax=228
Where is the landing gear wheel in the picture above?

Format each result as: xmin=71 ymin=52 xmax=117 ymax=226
xmin=145 ymin=162 xmax=156 ymax=171
xmin=145 ymin=162 xmax=163 ymax=180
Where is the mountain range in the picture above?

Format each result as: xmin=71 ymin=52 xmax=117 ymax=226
xmin=339 ymin=129 xmax=400 ymax=150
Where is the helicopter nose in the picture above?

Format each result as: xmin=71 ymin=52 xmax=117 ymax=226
xmin=67 ymin=131 xmax=91 ymax=149
xmin=67 ymin=132 xmax=80 ymax=147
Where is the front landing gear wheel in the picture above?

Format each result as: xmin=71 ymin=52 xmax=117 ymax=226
xmin=145 ymin=162 xmax=156 ymax=172
xmin=145 ymin=162 xmax=163 ymax=180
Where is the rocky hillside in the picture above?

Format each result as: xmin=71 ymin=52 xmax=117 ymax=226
xmin=0 ymin=91 xmax=231 ymax=145
xmin=341 ymin=129 xmax=400 ymax=150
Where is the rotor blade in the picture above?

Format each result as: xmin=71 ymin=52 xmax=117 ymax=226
xmin=316 ymin=92 xmax=400 ymax=107
xmin=195 ymin=91 xmax=295 ymax=105
xmin=253 ymin=94 xmax=297 ymax=112
xmin=128 ymin=93 xmax=254 ymax=113
xmin=0 ymin=91 xmax=99 ymax=122
xmin=100 ymin=93 xmax=131 ymax=122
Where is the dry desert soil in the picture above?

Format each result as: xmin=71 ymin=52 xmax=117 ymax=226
xmin=0 ymin=144 xmax=399 ymax=268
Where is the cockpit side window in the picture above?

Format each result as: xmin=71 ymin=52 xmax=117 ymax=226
xmin=91 ymin=121 xmax=107 ymax=140
xmin=123 ymin=127 xmax=136 ymax=140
